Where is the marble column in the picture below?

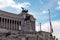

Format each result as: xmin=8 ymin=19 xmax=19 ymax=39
xmin=15 ymin=21 xmax=17 ymax=30
xmin=4 ymin=18 xmax=5 ymax=28
xmin=5 ymin=19 xmax=6 ymax=28
xmin=19 ymin=21 xmax=21 ymax=30
xmin=10 ymin=20 xmax=12 ymax=30
xmin=6 ymin=19 xmax=8 ymax=29
xmin=7 ymin=19 xmax=9 ymax=29
xmin=14 ymin=20 xmax=15 ymax=30
xmin=9 ymin=19 xmax=10 ymax=29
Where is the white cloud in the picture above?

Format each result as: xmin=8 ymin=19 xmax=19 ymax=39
xmin=0 ymin=0 xmax=31 ymax=10
xmin=11 ymin=2 xmax=31 ymax=10
xmin=41 ymin=10 xmax=49 ymax=14
xmin=36 ymin=20 xmax=60 ymax=40
xmin=58 ymin=0 xmax=60 ymax=5
xmin=0 ymin=0 xmax=7 ymax=8
xmin=56 ymin=0 xmax=60 ymax=10
xmin=56 ymin=6 xmax=60 ymax=10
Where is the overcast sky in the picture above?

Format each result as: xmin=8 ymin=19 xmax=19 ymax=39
xmin=0 ymin=0 xmax=60 ymax=40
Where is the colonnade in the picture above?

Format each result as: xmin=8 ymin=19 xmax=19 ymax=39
xmin=0 ymin=17 xmax=21 ymax=30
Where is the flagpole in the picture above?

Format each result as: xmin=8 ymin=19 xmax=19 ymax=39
xmin=48 ymin=9 xmax=53 ymax=33
xmin=40 ymin=23 xmax=41 ymax=31
xmin=48 ymin=9 xmax=51 ymax=23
